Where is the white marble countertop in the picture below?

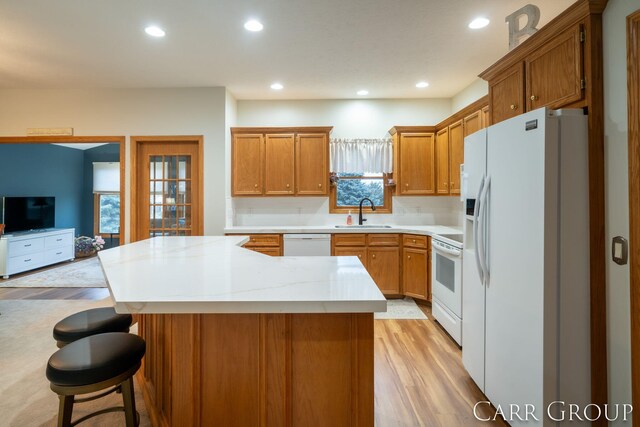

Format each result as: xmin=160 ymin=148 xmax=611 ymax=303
xmin=99 ymin=236 xmax=387 ymax=315
xmin=224 ymin=224 xmax=462 ymax=236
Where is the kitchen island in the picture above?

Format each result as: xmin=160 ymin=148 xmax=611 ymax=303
xmin=99 ymin=236 xmax=386 ymax=427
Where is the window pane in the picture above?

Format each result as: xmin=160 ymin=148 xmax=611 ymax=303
xmin=336 ymin=176 xmax=384 ymax=207
xmin=99 ymin=194 xmax=120 ymax=234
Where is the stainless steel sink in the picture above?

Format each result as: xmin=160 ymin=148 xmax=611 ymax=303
xmin=334 ymin=225 xmax=393 ymax=229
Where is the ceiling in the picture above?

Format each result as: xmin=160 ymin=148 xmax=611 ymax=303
xmin=0 ymin=0 xmax=575 ymax=99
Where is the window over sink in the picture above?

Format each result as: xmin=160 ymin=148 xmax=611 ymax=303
xmin=330 ymin=172 xmax=392 ymax=214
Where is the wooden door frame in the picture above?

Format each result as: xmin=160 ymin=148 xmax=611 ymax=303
xmin=627 ymin=9 xmax=640 ymax=420
xmin=130 ymin=136 xmax=204 ymax=242
xmin=0 ymin=135 xmax=126 ymax=242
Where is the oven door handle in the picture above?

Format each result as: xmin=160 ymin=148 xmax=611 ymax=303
xmin=433 ymin=244 xmax=462 ymax=257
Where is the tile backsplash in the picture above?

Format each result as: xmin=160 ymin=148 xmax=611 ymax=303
xmin=230 ymin=196 xmax=463 ymax=227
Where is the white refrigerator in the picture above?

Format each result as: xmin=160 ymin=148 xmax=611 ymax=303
xmin=462 ymin=108 xmax=591 ymax=425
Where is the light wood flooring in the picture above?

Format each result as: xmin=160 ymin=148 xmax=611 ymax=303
xmin=0 ymin=288 xmax=505 ymax=427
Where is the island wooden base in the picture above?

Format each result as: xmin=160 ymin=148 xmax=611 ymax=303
xmin=137 ymin=313 xmax=374 ymax=427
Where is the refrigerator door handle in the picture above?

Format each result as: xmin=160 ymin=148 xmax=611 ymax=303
xmin=481 ymin=176 xmax=492 ymax=285
xmin=473 ymin=175 xmax=486 ymax=284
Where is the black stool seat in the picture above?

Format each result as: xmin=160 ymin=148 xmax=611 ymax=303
xmin=53 ymin=307 xmax=132 ymax=345
xmin=46 ymin=332 xmax=145 ymax=387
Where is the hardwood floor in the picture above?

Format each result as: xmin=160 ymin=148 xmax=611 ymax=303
xmin=0 ymin=288 xmax=502 ymax=426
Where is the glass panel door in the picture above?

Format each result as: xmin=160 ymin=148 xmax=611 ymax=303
xmin=148 ymin=155 xmax=193 ymax=237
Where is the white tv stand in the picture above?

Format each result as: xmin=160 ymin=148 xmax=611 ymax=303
xmin=0 ymin=228 xmax=75 ymax=279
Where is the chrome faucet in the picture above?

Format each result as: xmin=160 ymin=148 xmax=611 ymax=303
xmin=358 ymin=198 xmax=376 ymax=225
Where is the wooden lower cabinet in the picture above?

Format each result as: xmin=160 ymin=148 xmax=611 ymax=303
xmin=367 ymin=247 xmax=401 ymax=295
xmin=138 ymin=312 xmax=374 ymax=427
xmin=333 ymin=246 xmax=367 ymax=263
xmin=402 ymin=248 xmax=429 ymax=300
xmin=226 ymin=234 xmax=283 ymax=256
xmin=249 ymin=247 xmax=281 ymax=256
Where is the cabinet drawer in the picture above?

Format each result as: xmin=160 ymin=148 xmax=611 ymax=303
xmin=403 ymin=234 xmax=428 ymax=249
xmin=367 ymin=234 xmax=400 ymax=247
xmin=332 ymin=234 xmax=366 ymax=247
xmin=45 ymin=246 xmax=73 ymax=264
xmin=243 ymin=234 xmax=281 ymax=247
xmin=7 ymin=252 xmax=45 ymax=273
xmin=332 ymin=247 xmax=367 ymax=265
xmin=9 ymin=237 xmax=44 ymax=256
xmin=45 ymin=233 xmax=73 ymax=249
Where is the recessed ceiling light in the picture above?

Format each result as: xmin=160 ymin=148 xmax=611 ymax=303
xmin=416 ymin=81 xmax=429 ymax=88
xmin=270 ymin=82 xmax=283 ymax=90
xmin=357 ymin=90 xmax=369 ymax=96
xmin=468 ymin=17 xmax=490 ymax=29
xmin=144 ymin=26 xmax=166 ymax=37
xmin=244 ymin=19 xmax=264 ymax=32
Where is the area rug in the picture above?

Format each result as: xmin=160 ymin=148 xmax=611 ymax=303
xmin=0 ymin=298 xmax=150 ymax=427
xmin=0 ymin=257 xmax=107 ymax=288
xmin=374 ymin=297 xmax=428 ymax=320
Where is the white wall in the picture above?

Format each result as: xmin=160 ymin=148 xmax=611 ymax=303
xmin=0 ymin=88 xmax=228 ymax=239
xmin=451 ymin=79 xmax=488 ymax=113
xmin=603 ymin=1 xmax=635 ymax=423
xmin=237 ymin=98 xmax=451 ymax=138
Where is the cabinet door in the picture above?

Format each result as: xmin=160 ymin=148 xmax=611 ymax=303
xmin=333 ymin=247 xmax=367 ymax=267
xmin=264 ymin=134 xmax=295 ymax=195
xmin=296 ymin=133 xmax=328 ymax=195
xmin=489 ymin=62 xmax=525 ymax=125
xmin=448 ymin=121 xmax=463 ymax=196
xmin=398 ymin=133 xmax=435 ymax=195
xmin=232 ymin=134 xmax=264 ymax=196
xmin=464 ymin=110 xmax=482 ymax=138
xmin=248 ymin=247 xmax=281 ymax=256
xmin=526 ymin=26 xmax=583 ymax=110
xmin=435 ymin=128 xmax=450 ymax=195
xmin=481 ymin=106 xmax=490 ymax=129
xmin=402 ymin=247 xmax=428 ymax=300
xmin=367 ymin=247 xmax=400 ymax=294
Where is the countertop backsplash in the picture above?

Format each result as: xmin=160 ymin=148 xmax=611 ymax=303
xmin=230 ymin=196 xmax=463 ymax=227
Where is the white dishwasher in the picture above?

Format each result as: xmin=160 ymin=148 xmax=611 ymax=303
xmin=283 ymin=234 xmax=331 ymax=256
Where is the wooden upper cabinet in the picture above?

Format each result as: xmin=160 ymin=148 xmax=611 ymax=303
xmin=526 ymin=25 xmax=584 ymax=111
xmin=264 ymin=134 xmax=295 ymax=195
xmin=296 ymin=133 xmax=328 ymax=196
xmin=398 ymin=133 xmax=435 ymax=195
xmin=448 ymin=120 xmax=463 ymax=195
xmin=232 ymin=134 xmax=264 ymax=196
xmin=489 ymin=62 xmax=525 ymax=125
xmin=481 ymin=106 xmax=490 ymax=129
xmin=463 ymin=110 xmax=482 ymax=138
xmin=435 ymin=128 xmax=450 ymax=195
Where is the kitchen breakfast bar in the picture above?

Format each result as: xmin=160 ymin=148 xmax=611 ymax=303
xmin=98 ymin=236 xmax=386 ymax=427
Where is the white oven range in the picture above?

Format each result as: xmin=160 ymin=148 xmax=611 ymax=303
xmin=431 ymin=233 xmax=463 ymax=345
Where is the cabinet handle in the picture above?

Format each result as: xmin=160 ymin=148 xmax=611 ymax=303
xmin=358 ymin=254 xmax=361 ymax=258
xmin=510 ymin=104 xmax=517 ymax=110
xmin=405 ymin=183 xmax=409 ymax=187
xmin=24 ymin=259 xmax=31 ymax=262
xmin=530 ymin=95 xmax=538 ymax=101
xmin=24 ymin=244 xmax=31 ymax=247
xmin=318 ymin=183 xmax=322 ymax=187
xmin=56 ymin=252 xmax=62 ymax=255
xmin=412 ymin=239 xmax=416 ymax=243
xmin=254 ymin=184 xmax=258 ymax=188
xmin=372 ymin=254 xmax=376 ymax=259
xmin=286 ymin=184 xmax=290 ymax=188
xmin=407 ymin=255 xmax=411 ymax=260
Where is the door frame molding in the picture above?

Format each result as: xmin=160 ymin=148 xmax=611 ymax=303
xmin=130 ymin=135 xmax=204 ymax=242
xmin=0 ymin=135 xmax=126 ymax=243
xmin=627 ymin=9 xmax=640 ymax=420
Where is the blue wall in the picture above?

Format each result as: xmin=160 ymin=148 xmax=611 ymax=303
xmin=0 ymin=144 xmax=85 ymax=232
xmin=81 ymin=144 xmax=120 ymax=241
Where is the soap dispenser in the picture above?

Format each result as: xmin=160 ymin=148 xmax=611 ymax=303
xmin=346 ymin=210 xmax=353 ymax=225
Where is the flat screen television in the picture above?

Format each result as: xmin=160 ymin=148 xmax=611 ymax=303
xmin=1 ymin=197 xmax=55 ymax=232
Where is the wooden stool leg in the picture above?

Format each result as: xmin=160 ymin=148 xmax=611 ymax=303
xmin=57 ymin=395 xmax=74 ymax=427
xmin=120 ymin=377 xmax=138 ymax=427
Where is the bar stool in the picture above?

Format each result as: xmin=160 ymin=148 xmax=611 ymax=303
xmin=46 ymin=332 xmax=146 ymax=427
xmin=53 ymin=307 xmax=133 ymax=348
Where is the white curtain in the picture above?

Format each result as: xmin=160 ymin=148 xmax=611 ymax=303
xmin=93 ymin=162 xmax=120 ymax=192
xmin=329 ymin=139 xmax=393 ymax=174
